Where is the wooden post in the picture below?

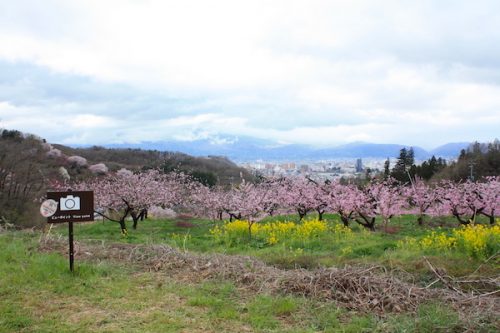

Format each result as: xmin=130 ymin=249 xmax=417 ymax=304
xmin=69 ymin=221 xmax=74 ymax=272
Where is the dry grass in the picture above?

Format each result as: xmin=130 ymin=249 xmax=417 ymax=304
xmin=39 ymin=235 xmax=500 ymax=320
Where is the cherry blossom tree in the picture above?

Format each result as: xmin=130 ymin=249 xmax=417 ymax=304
xmin=325 ymin=182 xmax=362 ymax=227
xmin=89 ymin=163 xmax=109 ymax=175
xmin=258 ymin=177 xmax=286 ymax=217
xmin=354 ymin=179 xmax=405 ymax=231
xmin=56 ymin=169 xmax=178 ymax=234
xmin=280 ymin=177 xmax=319 ymax=220
xmin=188 ymin=182 xmax=228 ymax=221
xmin=305 ymin=177 xmax=345 ymax=221
xmin=405 ymin=177 xmax=439 ymax=226
xmin=67 ymin=156 xmax=88 ymax=168
xmin=474 ymin=177 xmax=500 ymax=225
xmin=436 ymin=180 xmax=484 ymax=225
xmin=224 ymin=181 xmax=273 ymax=238
xmin=51 ymin=169 xmax=500 ymax=235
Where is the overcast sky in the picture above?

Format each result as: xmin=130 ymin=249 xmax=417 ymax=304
xmin=1 ymin=0 xmax=499 ymax=149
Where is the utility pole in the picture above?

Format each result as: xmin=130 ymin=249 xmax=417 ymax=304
xmin=405 ymin=164 xmax=415 ymax=187
xmin=468 ymin=162 xmax=475 ymax=181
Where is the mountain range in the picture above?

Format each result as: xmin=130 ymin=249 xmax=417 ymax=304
xmin=99 ymin=137 xmax=471 ymax=162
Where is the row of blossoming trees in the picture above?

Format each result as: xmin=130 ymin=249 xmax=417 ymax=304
xmin=52 ymin=170 xmax=499 ymax=234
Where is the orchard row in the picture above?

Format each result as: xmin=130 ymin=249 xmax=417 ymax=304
xmin=53 ymin=171 xmax=499 ymax=234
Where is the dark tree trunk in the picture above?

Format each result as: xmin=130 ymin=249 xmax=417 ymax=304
xmin=248 ymin=222 xmax=254 ymax=239
xmin=452 ymin=209 xmax=472 ymax=226
xmin=452 ymin=207 xmax=484 ymax=226
xmin=417 ymin=215 xmax=424 ymax=226
xmin=479 ymin=211 xmax=496 ymax=225
xmin=228 ymin=212 xmax=241 ymax=222
xmin=95 ymin=205 xmax=131 ymax=235
xmin=338 ymin=210 xmax=353 ymax=227
xmin=131 ymin=211 xmax=138 ymax=229
xmin=297 ymin=208 xmax=308 ymax=220
xmin=132 ymin=209 xmax=147 ymax=229
xmin=340 ymin=215 xmax=350 ymax=227
xmin=355 ymin=213 xmax=376 ymax=231
xmin=119 ymin=218 xmax=127 ymax=235
xmin=453 ymin=213 xmax=470 ymax=225
xmin=316 ymin=208 xmax=325 ymax=221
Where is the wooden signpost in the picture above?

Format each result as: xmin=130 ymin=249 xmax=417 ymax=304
xmin=40 ymin=191 xmax=94 ymax=272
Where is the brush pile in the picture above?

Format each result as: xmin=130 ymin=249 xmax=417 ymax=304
xmin=39 ymin=236 xmax=499 ymax=317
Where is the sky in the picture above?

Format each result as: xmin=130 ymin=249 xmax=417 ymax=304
xmin=0 ymin=0 xmax=499 ymax=150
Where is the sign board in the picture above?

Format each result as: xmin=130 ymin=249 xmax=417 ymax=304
xmin=46 ymin=191 xmax=94 ymax=223
xmin=40 ymin=199 xmax=58 ymax=217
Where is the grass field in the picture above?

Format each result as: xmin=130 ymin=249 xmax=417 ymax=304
xmin=1 ymin=215 xmax=498 ymax=332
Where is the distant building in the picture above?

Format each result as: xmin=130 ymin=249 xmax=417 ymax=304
xmin=279 ymin=162 xmax=296 ymax=170
xmin=355 ymin=158 xmax=363 ymax=173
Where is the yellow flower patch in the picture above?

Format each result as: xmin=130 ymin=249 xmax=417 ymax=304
xmin=209 ymin=219 xmax=351 ymax=246
xmin=398 ymin=223 xmax=500 ymax=259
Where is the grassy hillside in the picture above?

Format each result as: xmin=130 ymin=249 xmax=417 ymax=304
xmin=1 ymin=215 xmax=497 ymax=332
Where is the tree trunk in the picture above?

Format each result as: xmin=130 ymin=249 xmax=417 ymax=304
xmin=339 ymin=210 xmax=352 ymax=227
xmin=94 ymin=208 xmax=130 ymax=235
xmin=229 ymin=212 xmax=241 ymax=222
xmin=367 ymin=218 xmax=376 ymax=231
xmin=355 ymin=213 xmax=376 ymax=231
xmin=131 ymin=211 xmax=139 ymax=229
xmin=317 ymin=209 xmax=324 ymax=221
xmin=131 ymin=209 xmax=146 ymax=229
xmin=340 ymin=215 xmax=350 ymax=227
xmin=248 ymin=222 xmax=253 ymax=239
xmin=298 ymin=208 xmax=307 ymax=220
xmin=452 ymin=210 xmax=471 ymax=226
xmin=417 ymin=215 xmax=424 ymax=226
xmin=479 ymin=211 xmax=496 ymax=225
xmin=119 ymin=218 xmax=127 ymax=235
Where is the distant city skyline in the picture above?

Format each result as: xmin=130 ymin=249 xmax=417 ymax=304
xmin=1 ymin=1 xmax=500 ymax=149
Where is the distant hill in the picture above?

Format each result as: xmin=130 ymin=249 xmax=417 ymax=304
xmin=51 ymin=145 xmax=253 ymax=185
xmin=430 ymin=142 xmax=471 ymax=157
xmin=312 ymin=143 xmax=430 ymax=160
xmin=102 ymin=138 xmax=470 ymax=161
xmin=1 ymin=129 xmax=252 ymax=186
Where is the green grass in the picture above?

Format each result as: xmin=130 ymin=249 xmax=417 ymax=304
xmin=50 ymin=214 xmax=497 ymax=281
xmin=1 ymin=231 xmax=498 ymax=332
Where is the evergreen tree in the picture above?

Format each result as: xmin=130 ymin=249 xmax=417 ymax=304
xmin=406 ymin=147 xmax=415 ymax=166
xmin=435 ymin=140 xmax=499 ymax=181
xmin=383 ymin=158 xmax=390 ymax=179
xmin=391 ymin=148 xmax=412 ymax=183
xmin=415 ymin=155 xmax=447 ymax=180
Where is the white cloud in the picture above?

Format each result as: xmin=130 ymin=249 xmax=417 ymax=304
xmin=0 ymin=0 xmax=499 ymax=149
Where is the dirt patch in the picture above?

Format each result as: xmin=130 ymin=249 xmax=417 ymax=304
xmin=38 ymin=236 xmax=499 ymax=318
xmin=175 ymin=221 xmax=196 ymax=228
xmin=382 ymin=226 xmax=400 ymax=234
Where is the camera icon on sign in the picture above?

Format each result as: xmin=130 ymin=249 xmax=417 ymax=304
xmin=60 ymin=195 xmax=81 ymax=211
